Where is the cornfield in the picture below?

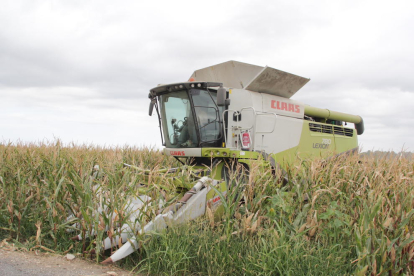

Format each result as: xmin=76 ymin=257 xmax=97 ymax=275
xmin=1 ymin=140 xmax=413 ymax=275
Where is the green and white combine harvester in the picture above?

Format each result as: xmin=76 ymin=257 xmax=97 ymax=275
xmin=69 ymin=61 xmax=364 ymax=264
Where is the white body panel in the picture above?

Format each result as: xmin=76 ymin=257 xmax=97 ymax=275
xmin=165 ymin=188 xmax=208 ymax=225
xmin=255 ymin=116 xmax=303 ymax=153
xmin=226 ymin=88 xmax=304 ymax=153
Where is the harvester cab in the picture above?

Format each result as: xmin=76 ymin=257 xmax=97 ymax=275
xmin=71 ymin=61 xmax=365 ymax=264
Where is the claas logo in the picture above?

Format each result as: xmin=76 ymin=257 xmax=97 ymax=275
xmin=271 ymin=100 xmax=300 ymax=113
xmin=170 ymin=151 xmax=185 ymax=156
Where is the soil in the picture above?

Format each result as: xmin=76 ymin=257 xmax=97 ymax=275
xmin=0 ymin=242 xmax=137 ymax=276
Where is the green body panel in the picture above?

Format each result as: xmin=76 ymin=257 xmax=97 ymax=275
xmin=271 ymin=121 xmax=358 ymax=168
xmin=333 ymin=129 xmax=358 ymax=154
xmin=199 ymin=120 xmax=357 ymax=171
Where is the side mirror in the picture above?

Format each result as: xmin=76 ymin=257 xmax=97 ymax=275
xmin=149 ymin=100 xmax=155 ymax=116
xmin=217 ymin=84 xmax=227 ymax=106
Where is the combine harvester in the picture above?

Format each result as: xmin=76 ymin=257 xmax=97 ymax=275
xmin=69 ymin=61 xmax=364 ymax=264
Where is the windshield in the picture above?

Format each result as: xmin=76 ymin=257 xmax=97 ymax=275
xmin=160 ymin=90 xmax=198 ymax=148
xmin=159 ymin=89 xmax=221 ymax=148
xmin=190 ymin=89 xmax=221 ymax=144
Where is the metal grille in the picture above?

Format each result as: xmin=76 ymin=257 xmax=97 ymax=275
xmin=334 ymin=126 xmax=345 ymax=136
xmin=309 ymin=123 xmax=332 ymax=134
xmin=344 ymin=128 xmax=354 ymax=137
xmin=309 ymin=123 xmax=354 ymax=137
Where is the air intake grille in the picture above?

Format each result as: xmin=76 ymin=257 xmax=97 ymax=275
xmin=309 ymin=123 xmax=354 ymax=137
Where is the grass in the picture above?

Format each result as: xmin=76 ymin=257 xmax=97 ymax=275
xmin=1 ymin=140 xmax=414 ymax=275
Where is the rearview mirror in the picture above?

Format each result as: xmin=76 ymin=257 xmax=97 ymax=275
xmin=217 ymin=84 xmax=227 ymax=106
xmin=149 ymin=100 xmax=155 ymax=116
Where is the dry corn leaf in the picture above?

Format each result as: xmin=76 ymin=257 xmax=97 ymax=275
xmin=31 ymin=245 xmax=55 ymax=253
xmin=408 ymin=247 xmax=414 ymax=260
xmin=235 ymin=212 xmax=241 ymax=220
xmin=7 ymin=202 xmax=13 ymax=214
xmin=118 ymin=236 xmax=123 ymax=248
xmin=383 ymin=217 xmax=393 ymax=228
xmin=382 ymin=251 xmax=387 ymax=264
xmin=310 ymin=218 xmax=317 ymax=228
xmin=245 ymin=213 xmax=254 ymax=228
xmin=274 ymin=229 xmax=280 ymax=239
xmin=298 ymin=223 xmax=307 ymax=233
xmin=251 ymin=220 xmax=258 ymax=233
xmin=391 ymin=246 xmax=396 ymax=263
xmin=206 ymin=206 xmax=214 ymax=228
xmin=306 ymin=215 xmax=312 ymax=226
xmin=35 ymin=221 xmax=42 ymax=245
xmin=56 ymin=202 xmax=65 ymax=213
xmin=309 ymin=226 xmax=317 ymax=237
xmin=396 ymin=204 xmax=401 ymax=214
xmin=372 ymin=259 xmax=377 ymax=275
xmin=63 ymin=244 xmax=73 ymax=255
xmin=25 ymin=193 xmax=34 ymax=203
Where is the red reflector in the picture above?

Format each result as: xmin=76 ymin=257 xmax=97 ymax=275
xmin=241 ymin=132 xmax=251 ymax=150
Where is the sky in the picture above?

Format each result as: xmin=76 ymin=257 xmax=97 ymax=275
xmin=1 ymin=0 xmax=413 ymax=152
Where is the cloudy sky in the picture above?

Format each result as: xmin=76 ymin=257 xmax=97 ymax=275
xmin=1 ymin=0 xmax=413 ymax=152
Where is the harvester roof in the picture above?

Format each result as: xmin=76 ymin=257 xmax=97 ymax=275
xmin=189 ymin=60 xmax=310 ymax=99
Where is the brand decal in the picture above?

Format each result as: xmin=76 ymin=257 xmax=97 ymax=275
xmin=208 ymin=190 xmax=227 ymax=209
xmin=170 ymin=151 xmax=185 ymax=156
xmin=313 ymin=138 xmax=331 ymax=149
xmin=271 ymin=100 xmax=300 ymax=113
xmin=212 ymin=195 xmax=221 ymax=203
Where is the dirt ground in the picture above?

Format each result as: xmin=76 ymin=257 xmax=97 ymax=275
xmin=0 ymin=241 xmax=136 ymax=276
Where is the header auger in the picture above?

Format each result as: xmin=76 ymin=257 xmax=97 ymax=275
xmin=68 ymin=61 xmax=364 ymax=263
